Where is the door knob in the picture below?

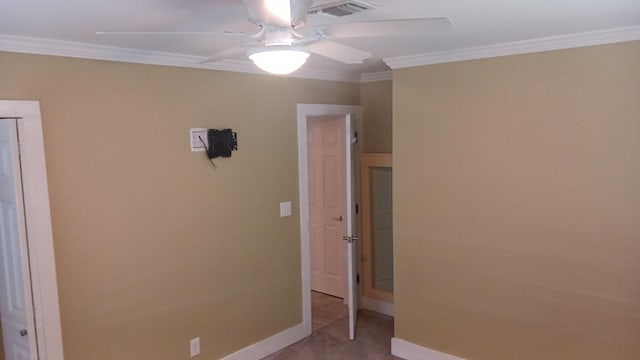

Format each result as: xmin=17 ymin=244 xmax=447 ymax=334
xmin=332 ymin=215 xmax=343 ymax=221
xmin=342 ymin=235 xmax=358 ymax=243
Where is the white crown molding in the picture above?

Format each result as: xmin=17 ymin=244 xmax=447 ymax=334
xmin=4 ymin=25 xmax=639 ymax=83
xmin=384 ymin=25 xmax=640 ymax=69
xmin=0 ymin=34 xmax=360 ymax=83
xmin=360 ymin=70 xmax=392 ymax=83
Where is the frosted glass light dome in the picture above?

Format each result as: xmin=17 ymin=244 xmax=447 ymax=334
xmin=248 ymin=46 xmax=310 ymax=75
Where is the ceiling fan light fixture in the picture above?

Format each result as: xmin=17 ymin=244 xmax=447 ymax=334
xmin=248 ymin=46 xmax=310 ymax=75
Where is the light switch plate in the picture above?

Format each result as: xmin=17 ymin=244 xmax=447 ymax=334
xmin=280 ymin=201 xmax=292 ymax=217
xmin=190 ymin=128 xmax=208 ymax=152
xmin=190 ymin=337 xmax=200 ymax=357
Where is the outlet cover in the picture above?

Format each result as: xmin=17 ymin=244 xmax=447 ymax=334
xmin=190 ymin=337 xmax=200 ymax=357
xmin=280 ymin=201 xmax=292 ymax=217
xmin=190 ymin=128 xmax=208 ymax=152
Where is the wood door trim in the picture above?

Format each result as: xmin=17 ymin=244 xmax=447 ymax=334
xmin=360 ymin=153 xmax=393 ymax=303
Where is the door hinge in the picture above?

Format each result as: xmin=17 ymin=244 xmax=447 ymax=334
xmin=356 ymin=273 xmax=360 ymax=284
xmin=355 ymin=204 xmax=359 ymax=215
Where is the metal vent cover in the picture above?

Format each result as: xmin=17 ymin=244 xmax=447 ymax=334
xmin=309 ymin=0 xmax=377 ymax=17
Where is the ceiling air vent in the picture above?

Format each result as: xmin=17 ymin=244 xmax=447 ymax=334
xmin=309 ymin=0 xmax=377 ymax=18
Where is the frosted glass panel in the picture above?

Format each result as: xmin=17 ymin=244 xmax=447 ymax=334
xmin=371 ymin=167 xmax=393 ymax=293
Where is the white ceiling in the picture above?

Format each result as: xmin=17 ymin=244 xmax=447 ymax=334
xmin=1 ymin=0 xmax=639 ymax=81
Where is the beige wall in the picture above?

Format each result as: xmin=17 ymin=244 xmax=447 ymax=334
xmin=361 ymin=80 xmax=392 ymax=153
xmin=393 ymin=40 xmax=640 ymax=360
xmin=0 ymin=51 xmax=359 ymax=360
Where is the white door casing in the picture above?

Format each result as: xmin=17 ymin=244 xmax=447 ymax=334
xmin=296 ymin=104 xmax=362 ymax=339
xmin=0 ymin=101 xmax=64 ymax=360
xmin=0 ymin=118 xmax=36 ymax=360
xmin=308 ymin=116 xmax=346 ymax=298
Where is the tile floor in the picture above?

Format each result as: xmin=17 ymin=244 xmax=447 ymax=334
xmin=311 ymin=291 xmax=349 ymax=331
xmin=262 ymin=291 xmax=402 ymax=360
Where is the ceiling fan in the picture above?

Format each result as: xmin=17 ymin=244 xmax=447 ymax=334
xmin=98 ymin=0 xmax=452 ymax=75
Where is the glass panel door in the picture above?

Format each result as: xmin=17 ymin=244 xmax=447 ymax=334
xmin=360 ymin=154 xmax=393 ymax=303
xmin=370 ymin=166 xmax=393 ymax=294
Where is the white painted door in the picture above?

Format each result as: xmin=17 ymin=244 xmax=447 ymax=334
xmin=0 ymin=119 xmax=37 ymax=360
xmin=308 ymin=116 xmax=346 ymax=298
xmin=344 ymin=114 xmax=358 ymax=340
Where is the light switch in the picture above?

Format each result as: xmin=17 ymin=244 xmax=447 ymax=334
xmin=190 ymin=337 xmax=200 ymax=357
xmin=280 ymin=201 xmax=292 ymax=217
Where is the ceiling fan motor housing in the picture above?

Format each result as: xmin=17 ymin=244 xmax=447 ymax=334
xmin=264 ymin=29 xmax=296 ymax=46
xmin=291 ymin=0 xmax=313 ymax=28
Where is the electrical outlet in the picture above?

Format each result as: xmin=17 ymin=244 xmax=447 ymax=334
xmin=190 ymin=337 xmax=200 ymax=357
xmin=190 ymin=128 xmax=208 ymax=152
xmin=280 ymin=201 xmax=292 ymax=217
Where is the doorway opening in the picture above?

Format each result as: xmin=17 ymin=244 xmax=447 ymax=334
xmin=296 ymin=104 xmax=362 ymax=340
xmin=0 ymin=101 xmax=64 ymax=360
xmin=307 ymin=115 xmax=347 ymax=299
xmin=0 ymin=117 xmax=38 ymax=360
xmin=306 ymin=115 xmax=349 ymax=335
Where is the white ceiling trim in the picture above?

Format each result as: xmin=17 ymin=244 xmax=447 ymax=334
xmin=360 ymin=71 xmax=392 ymax=83
xmin=384 ymin=25 xmax=640 ymax=69
xmin=0 ymin=34 xmax=360 ymax=83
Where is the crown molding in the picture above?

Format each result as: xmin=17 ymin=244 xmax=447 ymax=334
xmin=384 ymin=25 xmax=640 ymax=69
xmin=4 ymin=25 xmax=639 ymax=83
xmin=0 ymin=34 xmax=360 ymax=83
xmin=360 ymin=71 xmax=392 ymax=83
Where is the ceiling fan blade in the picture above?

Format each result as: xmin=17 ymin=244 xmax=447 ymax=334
xmin=198 ymin=47 xmax=248 ymax=64
xmin=308 ymin=40 xmax=371 ymax=64
xmin=96 ymin=31 xmax=248 ymax=37
xmin=318 ymin=17 xmax=452 ymax=38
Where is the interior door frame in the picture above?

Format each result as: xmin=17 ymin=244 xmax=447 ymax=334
xmin=296 ymin=104 xmax=362 ymax=336
xmin=0 ymin=100 xmax=64 ymax=360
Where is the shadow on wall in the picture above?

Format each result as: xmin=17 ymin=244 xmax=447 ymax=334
xmin=0 ymin=322 xmax=4 ymax=360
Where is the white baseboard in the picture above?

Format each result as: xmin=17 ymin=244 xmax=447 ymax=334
xmin=220 ymin=323 xmax=309 ymax=360
xmin=361 ymin=296 xmax=394 ymax=316
xmin=391 ymin=338 xmax=466 ymax=360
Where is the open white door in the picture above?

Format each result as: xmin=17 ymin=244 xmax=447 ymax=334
xmin=344 ymin=113 xmax=358 ymax=340
xmin=0 ymin=118 xmax=38 ymax=360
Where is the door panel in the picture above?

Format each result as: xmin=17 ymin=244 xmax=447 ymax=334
xmin=322 ymin=157 xmax=339 ymax=208
xmin=323 ymin=225 xmax=340 ymax=277
xmin=0 ymin=119 xmax=36 ymax=360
